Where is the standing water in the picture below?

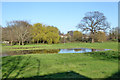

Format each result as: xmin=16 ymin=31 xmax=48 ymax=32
xmin=2 ymin=48 xmax=111 ymax=57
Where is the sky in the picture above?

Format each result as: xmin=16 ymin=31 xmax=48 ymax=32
xmin=2 ymin=2 xmax=118 ymax=34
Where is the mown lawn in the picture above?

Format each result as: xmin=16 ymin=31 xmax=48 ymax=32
xmin=2 ymin=42 xmax=119 ymax=79
xmin=2 ymin=51 xmax=119 ymax=79
xmin=3 ymin=41 xmax=118 ymax=51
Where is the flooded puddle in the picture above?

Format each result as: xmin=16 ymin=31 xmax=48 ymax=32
xmin=2 ymin=48 xmax=111 ymax=57
xmin=59 ymin=48 xmax=111 ymax=53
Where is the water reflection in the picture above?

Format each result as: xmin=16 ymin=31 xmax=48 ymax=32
xmin=2 ymin=48 xmax=111 ymax=57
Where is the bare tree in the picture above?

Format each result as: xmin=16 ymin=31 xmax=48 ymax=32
xmin=77 ymin=11 xmax=110 ymax=43
xmin=2 ymin=26 xmax=16 ymax=45
xmin=8 ymin=21 xmax=31 ymax=45
xmin=109 ymin=27 xmax=118 ymax=40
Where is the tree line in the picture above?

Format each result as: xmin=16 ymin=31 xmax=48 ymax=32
xmin=60 ymin=11 xmax=119 ymax=43
xmin=1 ymin=11 xmax=119 ymax=45
xmin=62 ymin=28 xmax=118 ymax=43
xmin=2 ymin=21 xmax=60 ymax=45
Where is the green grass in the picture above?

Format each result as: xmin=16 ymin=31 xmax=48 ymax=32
xmin=2 ymin=51 xmax=118 ymax=79
xmin=3 ymin=41 xmax=118 ymax=51
xmin=2 ymin=42 xmax=119 ymax=79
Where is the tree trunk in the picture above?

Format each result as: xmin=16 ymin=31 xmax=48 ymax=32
xmin=22 ymin=41 xmax=24 ymax=45
xmin=43 ymin=41 xmax=44 ymax=44
xmin=70 ymin=36 xmax=71 ymax=42
xmin=19 ymin=41 xmax=21 ymax=45
xmin=64 ymin=37 xmax=65 ymax=44
xmin=92 ymin=38 xmax=94 ymax=43
xmin=37 ymin=40 xmax=39 ymax=44
xmin=11 ymin=41 xmax=13 ymax=46
xmin=91 ymin=32 xmax=95 ymax=43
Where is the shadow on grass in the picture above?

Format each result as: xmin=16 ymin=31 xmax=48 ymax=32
xmin=2 ymin=71 xmax=92 ymax=80
xmin=36 ymin=59 xmax=40 ymax=76
xmin=2 ymin=56 xmax=32 ymax=80
xmin=2 ymin=56 xmax=92 ymax=80
xmin=2 ymin=56 xmax=22 ymax=78
xmin=2 ymin=53 xmax=119 ymax=80
xmin=2 ymin=71 xmax=120 ymax=80
xmin=2 ymin=57 xmax=19 ymax=66
xmin=13 ymin=56 xmax=31 ymax=78
xmin=104 ymin=71 xmax=120 ymax=80
xmin=84 ymin=51 xmax=118 ymax=61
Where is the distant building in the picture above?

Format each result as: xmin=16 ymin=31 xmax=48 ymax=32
xmin=2 ymin=41 xmax=9 ymax=44
xmin=59 ymin=34 xmax=68 ymax=38
xmin=82 ymin=34 xmax=89 ymax=39
xmin=59 ymin=31 xmax=73 ymax=39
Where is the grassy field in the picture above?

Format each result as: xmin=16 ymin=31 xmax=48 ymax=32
xmin=2 ymin=51 xmax=119 ymax=79
xmin=3 ymin=41 xmax=118 ymax=51
xmin=2 ymin=42 xmax=119 ymax=79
